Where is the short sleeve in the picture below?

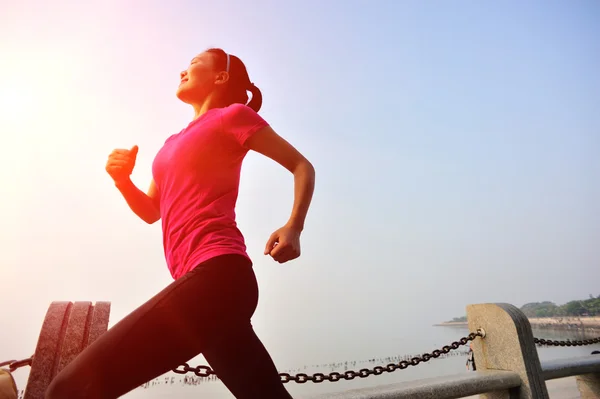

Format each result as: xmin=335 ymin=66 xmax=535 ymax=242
xmin=163 ymin=132 xmax=179 ymax=145
xmin=221 ymin=103 xmax=269 ymax=147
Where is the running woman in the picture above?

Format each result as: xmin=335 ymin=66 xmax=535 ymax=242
xmin=46 ymin=48 xmax=315 ymax=399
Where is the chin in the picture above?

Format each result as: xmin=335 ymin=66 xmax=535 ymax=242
xmin=177 ymin=84 xmax=205 ymax=105
xmin=176 ymin=88 xmax=193 ymax=104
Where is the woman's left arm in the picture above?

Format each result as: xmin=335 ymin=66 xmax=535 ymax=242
xmin=245 ymin=126 xmax=316 ymax=263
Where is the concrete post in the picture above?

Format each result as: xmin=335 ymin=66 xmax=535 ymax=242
xmin=0 ymin=369 xmax=18 ymax=399
xmin=576 ymin=373 xmax=600 ymax=398
xmin=467 ymin=303 xmax=549 ymax=399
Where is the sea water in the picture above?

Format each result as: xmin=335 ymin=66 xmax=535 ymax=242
xmin=122 ymin=327 xmax=600 ymax=398
xmin=10 ymin=326 xmax=599 ymax=398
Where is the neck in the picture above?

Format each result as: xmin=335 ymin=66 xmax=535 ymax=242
xmin=191 ymin=92 xmax=227 ymax=120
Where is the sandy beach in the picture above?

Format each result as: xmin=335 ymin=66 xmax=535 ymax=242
xmin=529 ymin=317 xmax=600 ymax=331
xmin=436 ymin=316 xmax=600 ymax=331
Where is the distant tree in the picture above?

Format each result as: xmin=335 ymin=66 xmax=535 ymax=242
xmin=520 ymin=301 xmax=558 ymax=318
xmin=580 ymin=297 xmax=600 ymax=316
xmin=535 ymin=309 xmax=550 ymax=317
xmin=562 ymin=301 xmax=586 ymax=316
xmin=445 ymin=296 xmax=600 ymax=322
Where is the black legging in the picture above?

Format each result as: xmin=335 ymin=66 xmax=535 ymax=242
xmin=46 ymin=254 xmax=293 ymax=399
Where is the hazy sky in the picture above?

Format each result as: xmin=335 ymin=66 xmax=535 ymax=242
xmin=1 ymin=0 xmax=598 ymax=387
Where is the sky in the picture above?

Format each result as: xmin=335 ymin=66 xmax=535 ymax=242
xmin=1 ymin=0 xmax=599 ymax=388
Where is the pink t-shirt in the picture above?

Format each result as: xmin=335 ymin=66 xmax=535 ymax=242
xmin=152 ymin=103 xmax=269 ymax=280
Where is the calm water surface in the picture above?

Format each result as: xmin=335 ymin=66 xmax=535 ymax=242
xmin=116 ymin=327 xmax=600 ymax=398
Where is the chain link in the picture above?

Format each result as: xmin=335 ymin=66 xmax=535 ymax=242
xmin=534 ymin=336 xmax=600 ymax=347
xmin=3 ymin=331 xmax=599 ymax=384
xmin=0 ymin=360 xmax=16 ymax=368
xmin=173 ymin=329 xmax=485 ymax=384
xmin=277 ymin=330 xmax=485 ymax=384
xmin=172 ymin=363 xmax=217 ymax=378
xmin=0 ymin=356 xmax=33 ymax=373
xmin=171 ymin=330 xmax=600 ymax=384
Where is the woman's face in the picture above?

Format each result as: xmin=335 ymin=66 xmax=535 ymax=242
xmin=176 ymin=52 xmax=225 ymax=104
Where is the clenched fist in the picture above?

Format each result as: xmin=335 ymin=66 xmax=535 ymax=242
xmin=264 ymin=224 xmax=302 ymax=264
xmin=105 ymin=145 xmax=139 ymax=183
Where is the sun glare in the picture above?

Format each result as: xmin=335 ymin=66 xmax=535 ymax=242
xmin=0 ymin=52 xmax=86 ymax=177
xmin=0 ymin=51 xmax=81 ymax=133
xmin=0 ymin=79 xmax=32 ymax=125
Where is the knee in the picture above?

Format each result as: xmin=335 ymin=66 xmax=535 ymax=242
xmin=45 ymin=373 xmax=97 ymax=399
xmin=45 ymin=374 xmax=69 ymax=399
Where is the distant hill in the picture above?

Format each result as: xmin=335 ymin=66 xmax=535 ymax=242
xmin=446 ymin=295 xmax=600 ymax=323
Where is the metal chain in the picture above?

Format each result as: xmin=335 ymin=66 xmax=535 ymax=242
xmin=3 ymin=332 xmax=599 ymax=384
xmin=0 ymin=356 xmax=33 ymax=372
xmin=172 ymin=331 xmax=600 ymax=384
xmin=534 ymin=336 xmax=600 ymax=347
xmin=0 ymin=360 xmax=15 ymax=368
xmin=174 ymin=329 xmax=485 ymax=383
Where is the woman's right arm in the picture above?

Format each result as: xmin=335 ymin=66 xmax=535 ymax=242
xmin=105 ymin=145 xmax=160 ymax=224
xmin=115 ymin=178 xmax=161 ymax=224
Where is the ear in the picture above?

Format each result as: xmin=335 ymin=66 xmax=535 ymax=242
xmin=214 ymin=71 xmax=230 ymax=86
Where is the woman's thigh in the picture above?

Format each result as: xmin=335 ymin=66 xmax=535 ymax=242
xmin=46 ymin=254 xmax=258 ymax=398
xmin=203 ymin=321 xmax=293 ymax=399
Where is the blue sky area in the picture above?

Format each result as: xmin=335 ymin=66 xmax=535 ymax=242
xmin=1 ymin=0 xmax=598 ymax=385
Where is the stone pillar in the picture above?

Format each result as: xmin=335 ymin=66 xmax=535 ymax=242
xmin=0 ymin=368 xmax=18 ymax=399
xmin=576 ymin=373 xmax=600 ymax=398
xmin=467 ymin=303 xmax=549 ymax=399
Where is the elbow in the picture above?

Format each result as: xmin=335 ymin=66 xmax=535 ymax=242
xmin=298 ymin=160 xmax=315 ymax=187
xmin=142 ymin=210 xmax=161 ymax=225
xmin=296 ymin=159 xmax=315 ymax=177
xmin=305 ymin=160 xmax=316 ymax=183
xmin=306 ymin=159 xmax=315 ymax=175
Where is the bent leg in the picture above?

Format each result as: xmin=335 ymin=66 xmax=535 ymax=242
xmin=46 ymin=255 xmax=257 ymax=399
xmin=203 ymin=321 xmax=293 ymax=399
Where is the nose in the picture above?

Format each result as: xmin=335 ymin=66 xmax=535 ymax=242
xmin=180 ymin=71 xmax=187 ymax=80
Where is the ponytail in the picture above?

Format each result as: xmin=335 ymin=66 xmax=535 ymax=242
xmin=247 ymin=83 xmax=262 ymax=112
xmin=206 ymin=48 xmax=263 ymax=113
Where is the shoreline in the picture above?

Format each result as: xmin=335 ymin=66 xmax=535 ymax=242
xmin=435 ymin=316 xmax=600 ymax=332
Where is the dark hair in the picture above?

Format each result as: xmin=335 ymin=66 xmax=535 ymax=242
xmin=206 ymin=48 xmax=263 ymax=112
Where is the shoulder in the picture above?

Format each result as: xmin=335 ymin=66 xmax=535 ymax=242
xmin=221 ymin=103 xmax=260 ymax=120
xmin=160 ymin=132 xmax=183 ymax=147
xmin=220 ymin=103 xmax=269 ymax=131
xmin=219 ymin=104 xmax=269 ymax=147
